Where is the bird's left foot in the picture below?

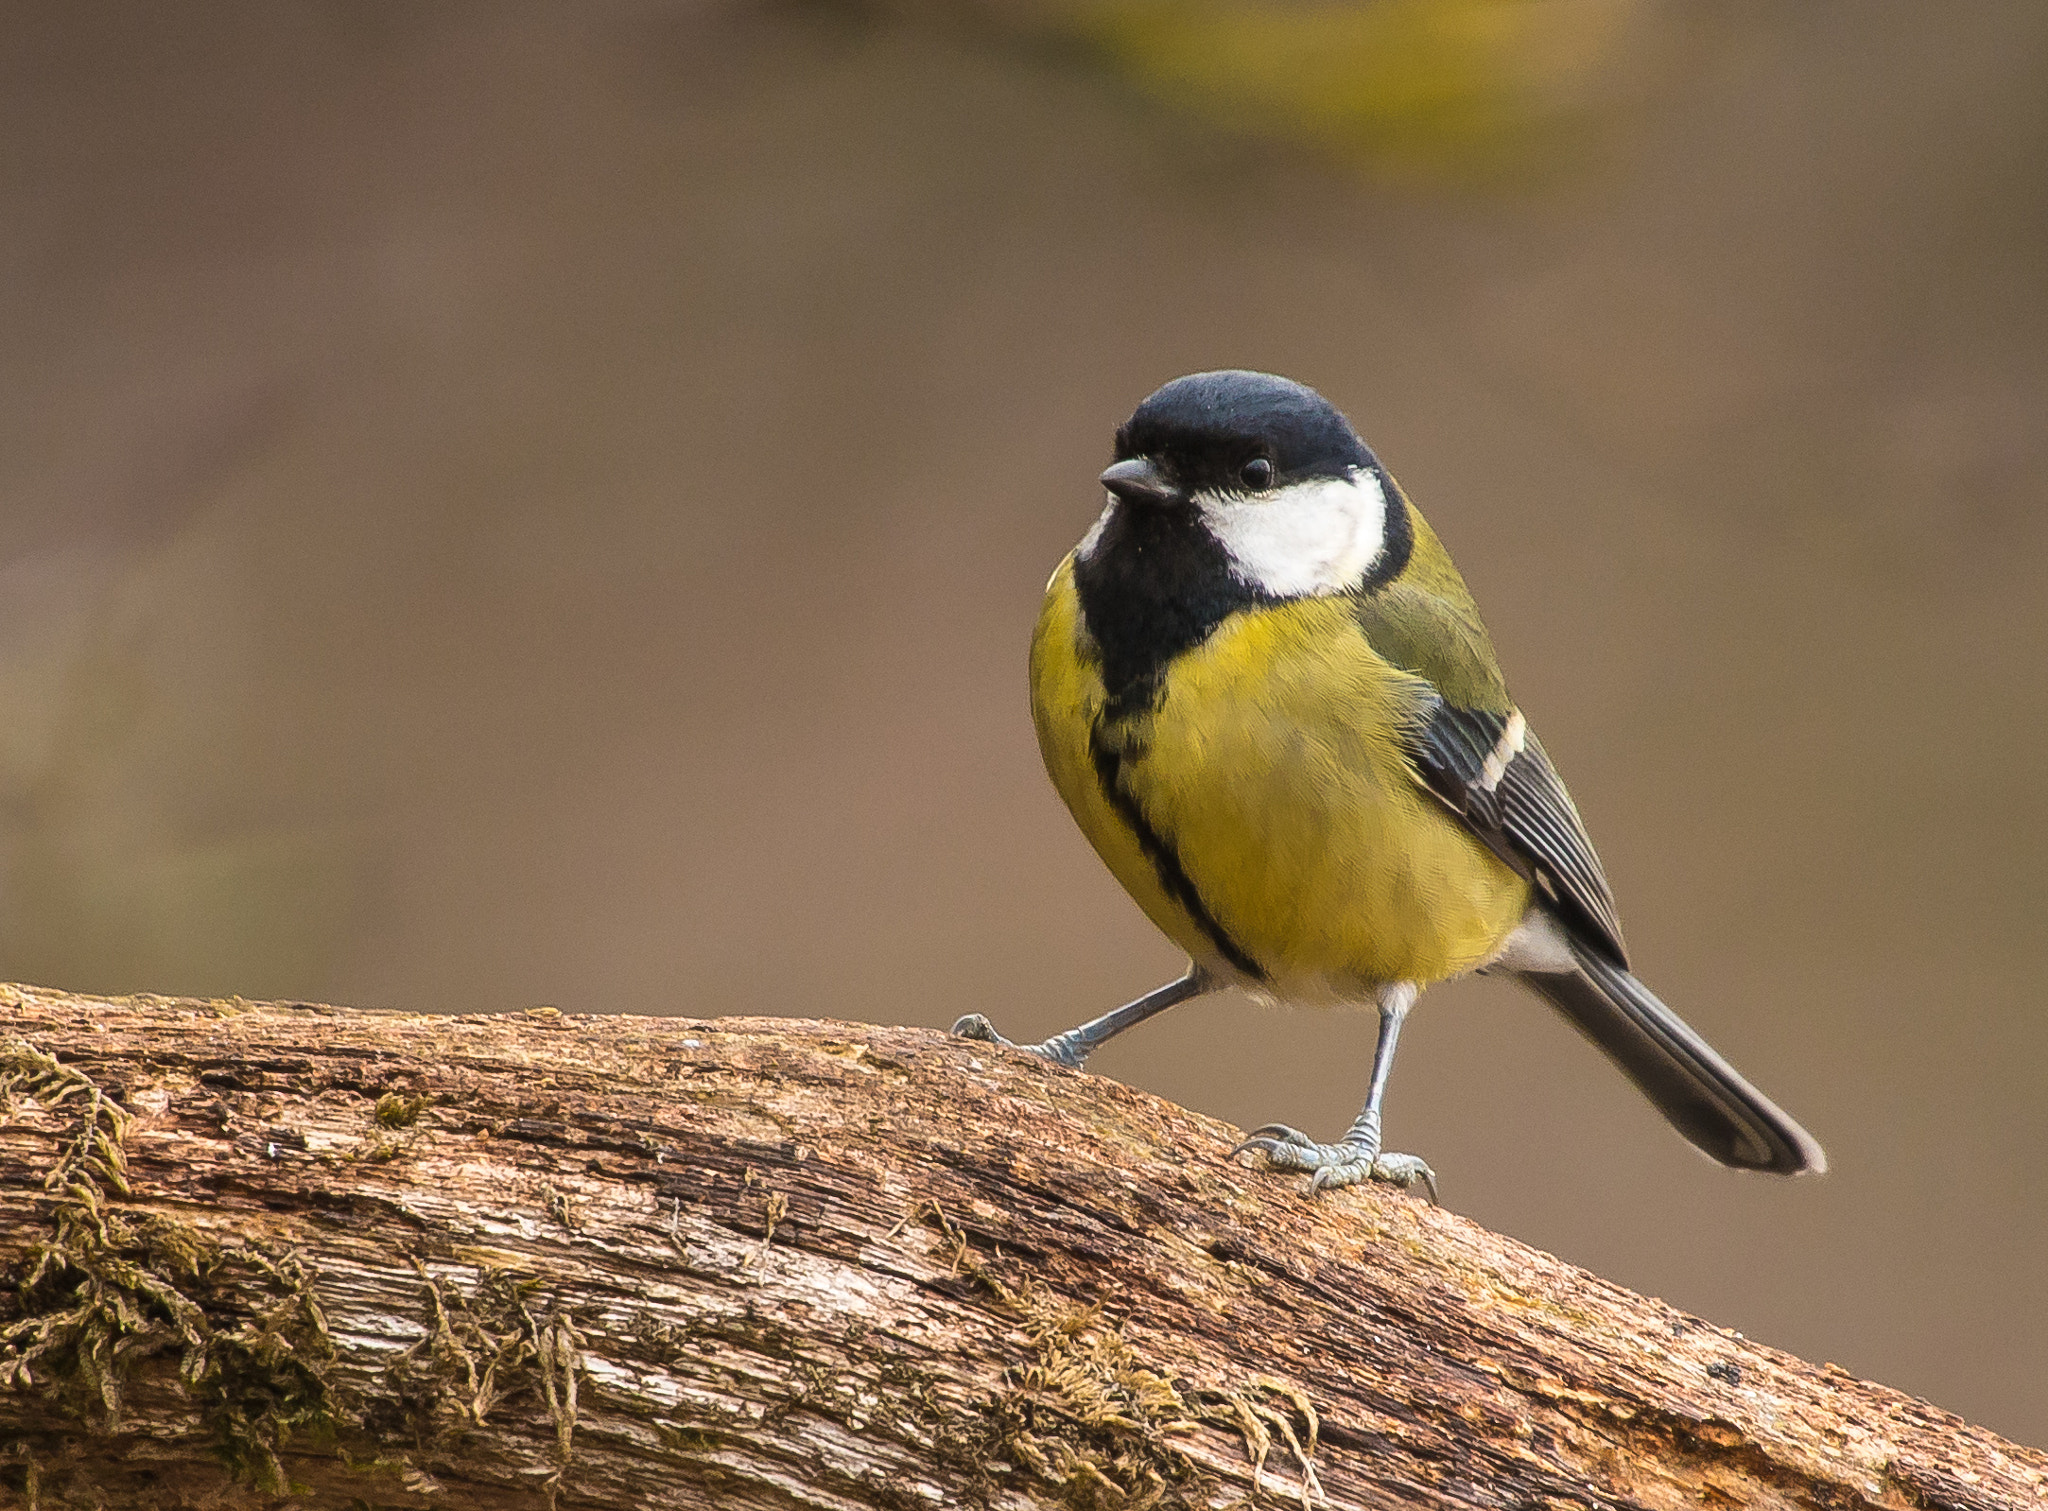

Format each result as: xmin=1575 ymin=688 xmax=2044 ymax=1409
xmin=950 ymin=1012 xmax=1013 ymax=1048
xmin=949 ymin=1013 xmax=1086 ymax=1069
xmin=1232 ymin=1124 xmax=1438 ymax=1202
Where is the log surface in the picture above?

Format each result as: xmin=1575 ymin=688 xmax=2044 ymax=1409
xmin=0 ymin=983 xmax=2039 ymax=1510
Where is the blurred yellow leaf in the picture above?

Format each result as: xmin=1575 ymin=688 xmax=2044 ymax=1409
xmin=1064 ymin=0 xmax=1643 ymax=180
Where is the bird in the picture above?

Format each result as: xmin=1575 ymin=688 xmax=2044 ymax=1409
xmin=954 ymin=369 xmax=1824 ymax=1196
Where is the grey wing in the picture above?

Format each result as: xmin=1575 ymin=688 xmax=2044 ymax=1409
xmin=1408 ymin=698 xmax=1629 ymax=967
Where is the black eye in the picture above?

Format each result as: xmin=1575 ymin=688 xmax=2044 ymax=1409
xmin=1240 ymin=457 xmax=1274 ymax=491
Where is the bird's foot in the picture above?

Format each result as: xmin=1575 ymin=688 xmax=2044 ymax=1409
xmin=1232 ymin=1123 xmax=1438 ymax=1202
xmin=949 ymin=1014 xmax=1086 ymax=1069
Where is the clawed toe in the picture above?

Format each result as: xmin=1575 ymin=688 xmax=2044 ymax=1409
xmin=1370 ymin=1153 xmax=1439 ymax=1203
xmin=1233 ymin=1125 xmax=1437 ymax=1201
xmin=1233 ymin=1127 xmax=1370 ymax=1182
xmin=1307 ymin=1158 xmax=1375 ymax=1193
xmin=1231 ymin=1122 xmax=1317 ymax=1158
xmin=950 ymin=1015 xmax=1085 ymax=1068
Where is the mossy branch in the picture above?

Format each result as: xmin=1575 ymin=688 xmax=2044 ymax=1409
xmin=0 ymin=984 xmax=2040 ymax=1511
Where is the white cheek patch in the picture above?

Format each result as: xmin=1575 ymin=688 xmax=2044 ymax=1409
xmin=1196 ymin=469 xmax=1390 ymax=598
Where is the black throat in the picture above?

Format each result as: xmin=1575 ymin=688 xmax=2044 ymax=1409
xmin=1071 ymin=501 xmax=1268 ymax=721
xmin=1069 ymin=499 xmax=1273 ymax=983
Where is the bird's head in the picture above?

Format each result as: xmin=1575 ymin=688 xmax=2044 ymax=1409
xmin=1082 ymin=370 xmax=1402 ymax=599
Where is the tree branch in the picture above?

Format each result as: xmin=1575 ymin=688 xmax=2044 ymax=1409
xmin=0 ymin=983 xmax=2037 ymax=1510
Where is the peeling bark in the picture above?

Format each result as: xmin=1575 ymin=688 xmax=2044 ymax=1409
xmin=0 ymin=983 xmax=2039 ymax=1510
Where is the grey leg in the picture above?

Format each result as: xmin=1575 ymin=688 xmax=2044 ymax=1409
xmin=953 ymin=966 xmax=1213 ymax=1069
xmin=1233 ymin=982 xmax=1437 ymax=1200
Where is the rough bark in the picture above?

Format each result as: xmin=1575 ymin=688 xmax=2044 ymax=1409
xmin=0 ymin=984 xmax=2037 ymax=1511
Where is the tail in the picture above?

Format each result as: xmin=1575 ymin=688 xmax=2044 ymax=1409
xmin=1519 ymin=937 xmax=1826 ymax=1174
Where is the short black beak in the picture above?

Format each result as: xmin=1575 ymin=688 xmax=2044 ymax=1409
xmin=1099 ymin=457 xmax=1181 ymax=507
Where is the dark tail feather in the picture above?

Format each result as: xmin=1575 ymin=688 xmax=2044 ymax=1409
xmin=1519 ymin=938 xmax=1826 ymax=1175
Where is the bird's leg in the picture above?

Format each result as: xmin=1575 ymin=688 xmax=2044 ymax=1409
xmin=1233 ymin=982 xmax=1438 ymax=1200
xmin=952 ymin=966 xmax=1213 ymax=1069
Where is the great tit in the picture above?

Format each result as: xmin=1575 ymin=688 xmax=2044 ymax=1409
xmin=956 ymin=370 xmax=1824 ymax=1195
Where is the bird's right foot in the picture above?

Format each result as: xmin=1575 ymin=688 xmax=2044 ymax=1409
xmin=1232 ymin=1122 xmax=1438 ymax=1202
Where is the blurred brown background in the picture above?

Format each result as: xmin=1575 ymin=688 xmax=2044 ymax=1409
xmin=4 ymin=0 xmax=2045 ymax=1445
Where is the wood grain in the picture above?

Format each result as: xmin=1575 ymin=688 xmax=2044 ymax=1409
xmin=0 ymin=983 xmax=2038 ymax=1509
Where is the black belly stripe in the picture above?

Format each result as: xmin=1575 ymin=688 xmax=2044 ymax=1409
xmin=1087 ymin=720 xmax=1267 ymax=983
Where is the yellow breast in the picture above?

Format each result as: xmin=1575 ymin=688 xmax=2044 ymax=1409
xmin=1031 ymin=557 xmax=1529 ymax=998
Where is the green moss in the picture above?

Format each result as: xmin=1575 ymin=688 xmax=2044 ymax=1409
xmin=193 ymin=1242 xmax=344 ymax=1490
xmin=0 ymin=1041 xmax=132 ymax=1201
xmin=374 ymin=1093 xmax=427 ymax=1130
xmin=0 ymin=1040 xmax=347 ymax=1493
xmin=891 ymin=1203 xmax=1325 ymax=1511
xmin=380 ymin=1260 xmax=585 ymax=1475
xmin=976 ymin=1272 xmax=1203 ymax=1509
xmin=881 ymin=1204 xmax=1188 ymax=1507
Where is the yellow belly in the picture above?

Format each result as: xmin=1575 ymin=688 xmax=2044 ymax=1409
xmin=1032 ymin=559 xmax=1529 ymax=997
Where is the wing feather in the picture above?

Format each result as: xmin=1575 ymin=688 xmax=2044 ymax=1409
xmin=1351 ymin=567 xmax=1627 ymax=966
xmin=1409 ymin=697 xmax=1629 ymax=967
